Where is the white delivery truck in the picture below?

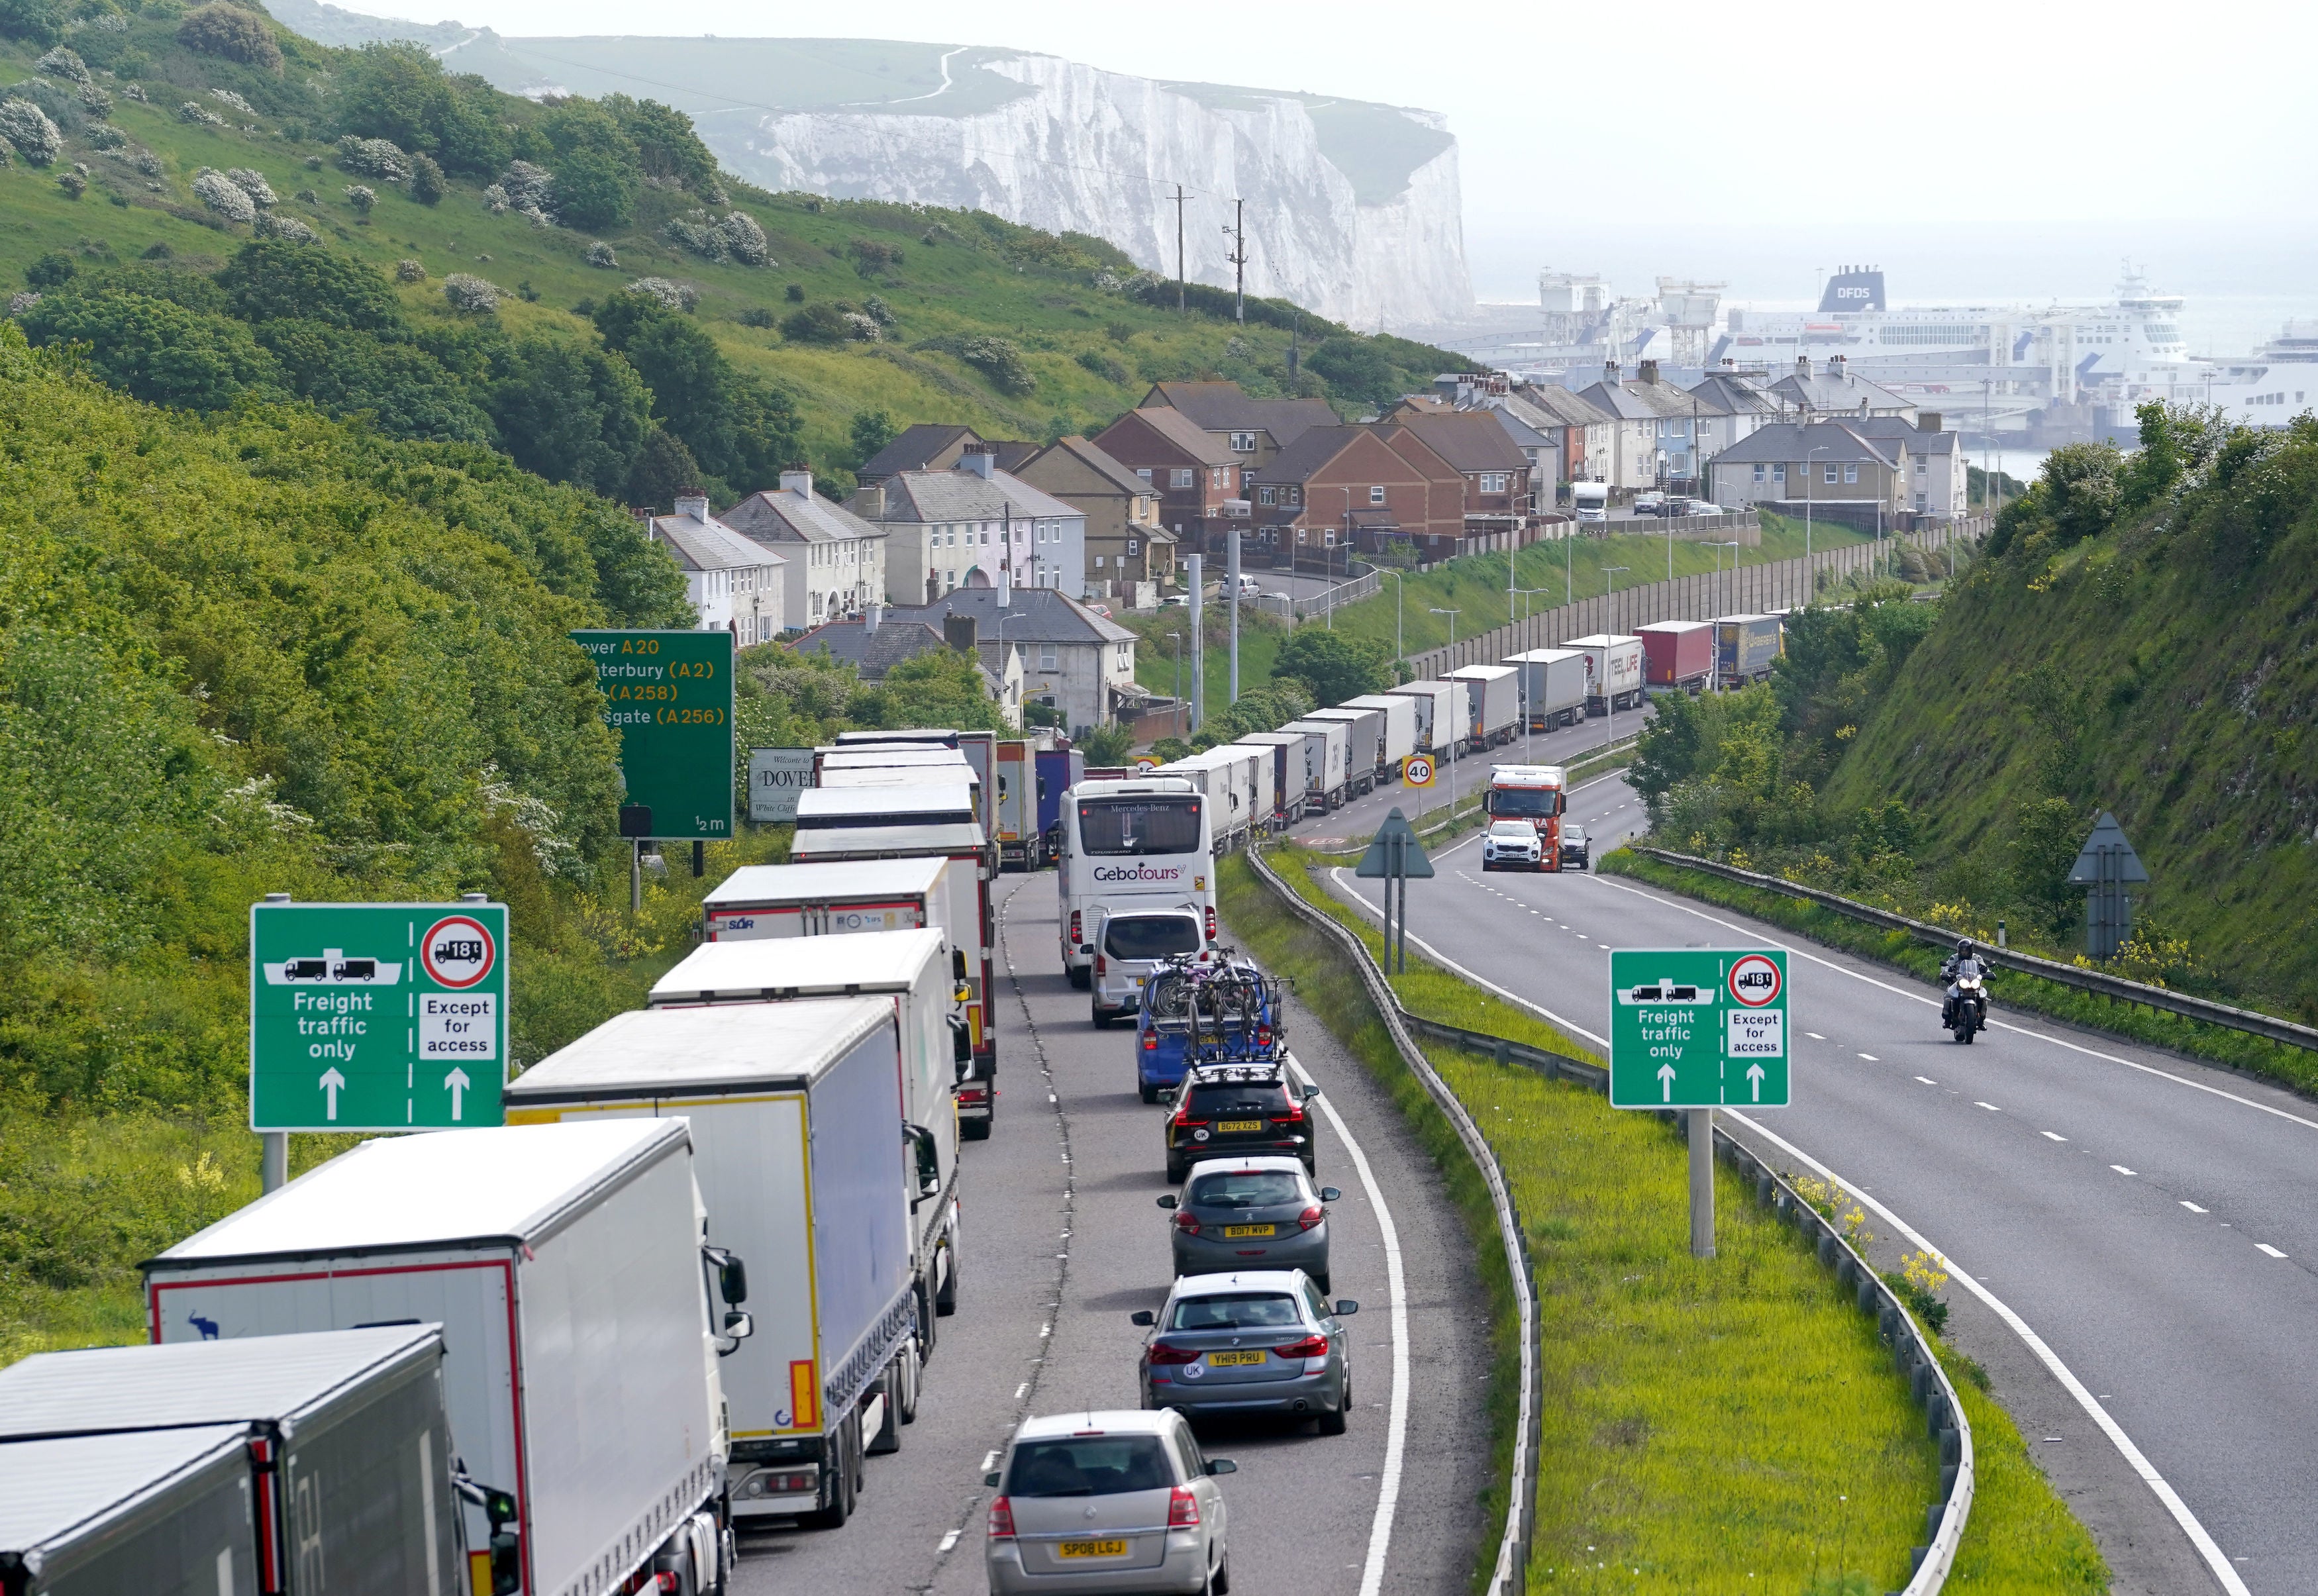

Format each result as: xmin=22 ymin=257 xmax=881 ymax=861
xmin=829 ymin=729 xmax=998 ymax=838
xmin=795 ymin=781 xmax=978 ymax=832
xmin=1306 ymin=705 xmax=1385 ymax=792
xmin=1 ymin=1427 xmax=272 ymax=1595
xmin=1058 ymin=777 xmax=1216 ymax=988
xmin=1447 ymin=664 xmax=1521 ymax=748
xmin=1210 ymin=744 xmax=1276 ymax=836
xmin=1386 ymin=679 xmax=1470 ymax=760
xmin=506 ymin=997 xmax=914 ymax=1534
xmin=143 ymin=1122 xmax=743 ymax=1596
xmin=1235 ymin=730 xmax=1312 ymax=826
xmin=790 ymin=821 xmax=999 ymax=1138
xmin=0 ymin=1326 xmax=481 ymax=1595
xmin=1506 ymin=648 xmax=1589 ymax=730
xmin=1567 ymin=634 xmax=1646 ymax=713
xmin=1340 ymin=693 xmax=1417 ymax=775
xmin=1278 ymin=719 xmax=1351 ymax=809
xmin=647 ymin=931 xmax=962 ymax=1356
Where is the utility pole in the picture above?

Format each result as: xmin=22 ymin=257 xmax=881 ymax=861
xmin=1227 ymin=525 xmax=1240 ymax=704
xmin=1224 ymin=199 xmax=1247 ymax=324
xmin=1429 ymin=608 xmax=1460 ymax=817
xmin=1187 ymin=553 xmax=1203 ymax=731
xmin=1175 ymin=185 xmax=1187 ymax=317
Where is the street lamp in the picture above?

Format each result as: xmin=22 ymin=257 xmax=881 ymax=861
xmin=1381 ymin=568 xmax=1405 ymax=668
xmin=1706 ymin=542 xmax=1742 ymax=679
xmin=1804 ymin=442 xmax=1830 ymax=567
xmin=1429 ymin=607 xmax=1460 ymax=817
xmin=1599 ymin=569 xmax=1628 ymax=746
xmin=1166 ymin=631 xmax=1184 ymax=739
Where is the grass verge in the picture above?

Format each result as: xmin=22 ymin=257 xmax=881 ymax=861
xmin=1258 ymin=842 xmax=2109 ymax=1594
xmin=1602 ymin=848 xmax=2318 ymax=1097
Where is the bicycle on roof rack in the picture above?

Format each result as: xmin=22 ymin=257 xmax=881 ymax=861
xmin=1133 ymin=949 xmax=1286 ymax=1104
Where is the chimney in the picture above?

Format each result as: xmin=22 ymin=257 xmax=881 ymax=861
xmin=864 ymin=602 xmax=882 ymax=635
xmin=1919 ymin=411 xmax=1942 ymax=434
xmin=1603 ymin=360 xmax=1619 ymax=382
xmin=674 ymin=487 xmax=709 ymax=523
xmin=943 ymin=613 xmax=978 ymax=654
xmin=856 ymin=482 xmax=884 ymax=519
xmin=1796 ymin=356 xmax=1812 ymax=379
xmin=961 ymin=448 xmax=996 ymax=480
xmin=1638 ymin=359 xmax=1659 ymax=385
xmin=779 ymin=468 xmax=813 ymax=499
xmin=1722 ymin=356 xmax=1736 ymax=370
xmin=996 ymin=562 xmax=1011 ymax=604
xmin=1829 ymin=354 xmax=1848 ymax=379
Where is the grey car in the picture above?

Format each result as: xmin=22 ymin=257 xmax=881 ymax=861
xmin=1132 ymin=1270 xmax=1358 ymax=1435
xmin=982 ymin=1409 xmax=1236 ymax=1595
xmin=1159 ymin=1158 xmax=1341 ymax=1291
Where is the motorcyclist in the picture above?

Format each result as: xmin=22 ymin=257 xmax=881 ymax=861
xmin=1940 ymin=938 xmax=1989 ymax=1026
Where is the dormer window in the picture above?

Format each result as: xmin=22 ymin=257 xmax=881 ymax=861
xmin=1229 ymin=431 xmax=1258 ymax=452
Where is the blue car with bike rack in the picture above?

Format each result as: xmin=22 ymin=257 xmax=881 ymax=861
xmin=1134 ymin=950 xmax=1284 ymax=1104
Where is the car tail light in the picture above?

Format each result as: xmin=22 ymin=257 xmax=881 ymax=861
xmin=987 ymin=1496 xmax=1016 ymax=1539
xmin=1142 ymin=1033 xmax=1158 ymax=1051
xmin=1296 ymin=1205 xmax=1324 ymax=1232
xmin=1272 ymin=1334 xmax=1329 ymax=1359
xmin=1256 ymin=1024 xmax=1272 ymax=1049
xmin=1095 ymin=953 xmax=1107 ymax=977
xmin=1070 ymin=911 xmax=1082 ymax=950
xmin=1274 ymin=1099 xmax=1304 ymax=1125
xmin=1148 ymin=1342 xmax=1200 ymax=1366
xmin=1167 ymin=1486 xmax=1201 ymax=1528
xmin=1204 ymin=905 xmax=1217 ymax=942
xmin=1173 ymin=1210 xmax=1201 ymax=1234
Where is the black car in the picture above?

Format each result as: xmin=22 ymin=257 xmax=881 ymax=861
xmin=1559 ymin=824 xmax=1590 ymax=870
xmin=1162 ymin=1064 xmax=1316 ymax=1183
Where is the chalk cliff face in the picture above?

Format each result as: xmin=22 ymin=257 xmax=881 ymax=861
xmin=716 ymin=52 xmax=1472 ymax=329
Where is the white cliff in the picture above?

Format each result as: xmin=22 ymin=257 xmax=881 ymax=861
xmin=717 ymin=52 xmax=1472 ymax=329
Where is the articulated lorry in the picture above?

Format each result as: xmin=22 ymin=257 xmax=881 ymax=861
xmin=1447 ymin=664 xmax=1521 ymax=748
xmin=144 ymin=1121 xmax=744 ymax=1596
xmin=1306 ymin=705 xmax=1387 ymax=788
xmin=1568 ymin=634 xmax=1645 ymax=713
xmin=1278 ymin=719 xmax=1352 ymax=807
xmin=0 ymin=1326 xmax=483 ymax=1596
xmin=1386 ymin=680 xmax=1470 ymax=760
xmin=829 ymin=728 xmax=998 ymax=836
xmin=1637 ymin=620 xmax=1715 ymax=692
xmin=1339 ymin=693 xmax=1417 ymax=775
xmin=1507 ymin=648 xmax=1587 ymax=730
xmin=507 ymin=996 xmax=915 ymax=1534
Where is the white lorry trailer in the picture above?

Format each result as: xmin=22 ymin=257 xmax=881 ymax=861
xmin=794 ymin=782 xmax=978 ymax=832
xmin=789 ymin=817 xmax=1000 ymax=1137
xmin=1386 ymin=680 xmax=1469 ymax=760
xmin=1306 ymin=705 xmax=1386 ymax=791
xmin=143 ymin=1121 xmax=742 ymax=1596
xmin=1340 ymin=693 xmax=1417 ymax=775
xmin=828 ymin=729 xmax=998 ymax=837
xmin=1568 ymin=634 xmax=1646 ymax=713
xmin=1447 ymin=664 xmax=1521 ymax=748
xmin=1278 ymin=719 xmax=1352 ymax=809
xmin=1209 ymin=744 xmax=1277 ymax=836
xmin=506 ymin=997 xmax=914 ymax=1534
xmin=1235 ymin=731 xmax=1313 ymax=826
xmin=648 ymin=931 xmax=962 ymax=1355
xmin=0 ymin=1326 xmax=479 ymax=1595
xmin=1506 ymin=648 xmax=1589 ymax=730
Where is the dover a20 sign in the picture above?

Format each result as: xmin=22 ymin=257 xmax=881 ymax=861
xmin=250 ymin=901 xmax=511 ymax=1132
xmin=1607 ymin=947 xmax=1789 ymax=1109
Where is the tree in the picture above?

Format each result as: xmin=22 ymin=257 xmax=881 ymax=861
xmin=1271 ymin=627 xmax=1391 ymax=706
xmin=846 ymin=408 xmax=896 ymax=470
xmin=601 ymin=95 xmax=721 ymax=195
xmin=1078 ymin=723 xmax=1135 ymax=764
xmin=408 ymin=151 xmax=446 ymax=205
xmin=2011 ymin=797 xmax=2088 ymax=935
xmin=0 ymin=0 xmax=64 ymax=46
xmin=219 ymin=240 xmax=407 ymax=334
xmin=1305 ymin=337 xmax=1397 ymax=405
xmin=332 ymin=43 xmax=507 ymax=175
xmin=625 ymin=425 xmax=703 ymax=513
xmin=18 ymin=289 xmax=279 ymax=411
xmin=540 ymin=101 xmax=640 ymax=232
xmin=25 ymin=250 xmax=74 ymax=289
xmin=854 ymin=650 xmax=1007 ymax=732
xmin=595 ymin=291 xmax=800 ymax=493
xmin=488 ymin=336 xmax=654 ymax=498
xmin=780 ymin=302 xmax=853 ymax=345
xmin=177 ymin=3 xmax=281 ymax=70
xmin=254 ymin=320 xmax=496 ymax=446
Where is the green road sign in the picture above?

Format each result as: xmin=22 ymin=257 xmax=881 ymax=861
xmin=572 ymin=628 xmax=734 ymax=841
xmin=1607 ymin=948 xmax=1789 ymax=1109
xmin=250 ymin=901 xmax=510 ymax=1132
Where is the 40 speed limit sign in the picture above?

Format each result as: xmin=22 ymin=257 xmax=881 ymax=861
xmin=1402 ymin=753 xmax=1436 ymax=788
xmin=1607 ymin=947 xmax=1789 ymax=1109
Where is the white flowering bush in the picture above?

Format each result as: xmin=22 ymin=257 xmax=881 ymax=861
xmin=210 ymin=87 xmax=255 ymax=115
xmin=225 ymin=167 xmax=275 ymax=207
xmin=257 ymin=212 xmax=316 ymax=243
xmin=335 ymin=136 xmax=409 ymax=181
xmin=78 ymin=83 xmax=111 ymax=117
xmin=133 ymin=148 xmax=162 ymax=177
xmin=842 ymin=311 xmax=882 ymax=342
xmin=624 ymin=276 xmax=697 ymax=311
xmin=84 ymin=121 xmax=125 ymax=150
xmin=661 ymin=207 xmax=772 ymax=266
xmin=120 ymin=81 xmax=147 ymax=103
xmin=191 ymin=166 xmax=256 ymax=222
xmin=394 ymin=258 xmax=427 ymax=283
xmin=7 ymin=291 xmax=42 ymax=317
xmin=177 ymin=101 xmax=225 ymax=127
xmin=342 ymin=183 xmax=374 ymax=215
xmin=497 ymin=160 xmax=554 ymax=223
xmin=442 ymin=273 xmax=501 ymax=313
xmin=36 ymin=47 xmax=90 ymax=83
xmin=480 ymin=182 xmax=508 ymax=215
xmin=0 ymin=98 xmax=62 ymax=166
xmin=584 ymin=240 xmax=617 ymax=268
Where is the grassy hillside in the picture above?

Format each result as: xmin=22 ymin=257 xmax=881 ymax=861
xmin=0 ymin=11 xmax=1465 ymax=498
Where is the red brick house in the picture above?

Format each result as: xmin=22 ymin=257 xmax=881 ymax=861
xmin=1088 ymin=406 xmax=1245 ymax=554
xmin=1135 ymin=381 xmax=1338 ymax=472
xmin=1380 ymin=409 xmax=1534 ymax=524
xmin=1246 ymin=424 xmax=1470 ymax=566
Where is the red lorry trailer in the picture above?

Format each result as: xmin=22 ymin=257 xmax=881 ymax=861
xmin=1637 ymin=620 xmax=1715 ymax=692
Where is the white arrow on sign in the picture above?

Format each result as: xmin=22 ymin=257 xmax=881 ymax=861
xmin=444 ymin=1067 xmax=471 ymax=1121
xmin=319 ymin=1067 xmax=346 ymax=1121
xmin=1747 ymin=1062 xmax=1766 ymax=1103
xmin=1657 ymin=1062 xmax=1676 ymax=1103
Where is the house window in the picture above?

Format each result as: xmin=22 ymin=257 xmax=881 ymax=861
xmin=1843 ymin=464 xmax=1859 ymax=484
xmin=1137 ymin=467 xmax=1153 ymax=481
xmin=1825 ymin=464 xmax=1839 ymax=484
xmin=1040 ymin=642 xmax=1058 ymax=670
xmin=1229 ymin=430 xmax=1257 ymax=452
xmin=1288 ymin=486 xmax=1300 ymax=505
xmin=1325 ymin=530 xmax=1337 ymax=547
xmin=1773 ymin=464 xmax=1786 ymax=483
xmin=1172 ymin=468 xmax=1193 ymax=489
xmin=1752 ymin=464 xmax=1765 ymax=482
xmin=1258 ymin=485 xmax=1276 ymax=506
xmin=1915 ymin=458 xmax=1928 ymax=475
xmin=1368 ymin=485 xmax=1386 ymax=505
xmin=1095 ymin=554 xmax=1105 ymax=568
xmin=1126 ymin=538 xmax=1139 ymax=555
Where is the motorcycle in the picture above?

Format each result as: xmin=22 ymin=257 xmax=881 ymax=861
xmin=1945 ymin=970 xmax=1988 ymax=1044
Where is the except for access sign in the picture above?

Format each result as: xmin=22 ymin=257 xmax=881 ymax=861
xmin=573 ymin=628 xmax=734 ymax=841
xmin=1607 ymin=948 xmax=1790 ymax=1109
xmin=250 ymin=901 xmax=511 ymax=1132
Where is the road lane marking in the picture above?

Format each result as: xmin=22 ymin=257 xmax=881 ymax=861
xmin=2111 ymin=1166 xmax=2136 ymax=1176
xmin=1915 ymin=1075 xmax=1937 ymax=1085
xmin=2042 ymin=1132 xmax=2068 ymax=1142
xmin=1726 ymin=1109 xmax=2253 ymax=1596
xmin=1583 ymin=870 xmax=2318 ymax=1138
xmin=2182 ymin=1201 xmax=2208 ymax=1213
xmin=1976 ymin=1101 xmax=2001 ymax=1111
xmin=937 ymin=1530 xmax=961 ymax=1553
xmin=2256 ymin=1244 xmax=2288 ymax=1258
xmin=1858 ymin=1053 xmax=1878 ymax=1061
xmin=1807 ymin=1032 xmax=1827 ymax=1040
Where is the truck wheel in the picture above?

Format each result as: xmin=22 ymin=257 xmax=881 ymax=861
xmin=801 ymin=1420 xmax=855 ymax=1530
xmin=867 ymin=1368 xmax=903 ymax=1455
xmin=897 ymin=1335 xmax=922 ymax=1422
xmin=936 ymin=1248 xmax=960 ymax=1317
xmin=961 ymin=1109 xmax=992 ymax=1141
xmin=1140 ymin=1082 xmax=1159 ymax=1105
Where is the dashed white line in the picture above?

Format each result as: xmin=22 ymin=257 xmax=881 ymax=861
xmin=1014 ymin=1381 xmax=1029 ymax=1399
xmin=2042 ymin=1131 xmax=2069 ymax=1142
xmin=1915 ymin=1075 xmax=1937 ymax=1085
xmin=2111 ymin=1165 xmax=2137 ymax=1176
xmin=2256 ymin=1244 xmax=2288 ymax=1259
xmin=1858 ymin=1052 xmax=1878 ymax=1062
xmin=1975 ymin=1101 xmax=2002 ymax=1111
xmin=2182 ymin=1201 xmax=2209 ymax=1214
xmin=937 ymin=1528 xmax=962 ymax=1553
xmin=1806 ymin=1032 xmax=1827 ymax=1040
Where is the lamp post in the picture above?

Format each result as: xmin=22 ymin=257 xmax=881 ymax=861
xmin=1706 ymin=542 xmax=1742 ymax=679
xmin=1429 ymin=607 xmax=1460 ymax=817
xmin=1805 ymin=442 xmax=1830 ymax=568
xmin=1600 ymin=569 xmax=1628 ymax=745
xmin=1381 ymin=568 xmax=1405 ymax=670
xmin=1513 ymin=587 xmax=1554 ymax=758
xmin=1166 ymin=631 xmax=1184 ymax=739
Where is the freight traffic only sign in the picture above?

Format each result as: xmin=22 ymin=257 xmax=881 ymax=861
xmin=1607 ymin=948 xmax=1789 ymax=1109
xmin=573 ymin=629 xmax=734 ymax=841
xmin=250 ymin=901 xmax=510 ymax=1131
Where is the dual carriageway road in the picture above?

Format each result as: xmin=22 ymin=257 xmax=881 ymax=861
xmin=1328 ymin=769 xmax=2317 ymax=1595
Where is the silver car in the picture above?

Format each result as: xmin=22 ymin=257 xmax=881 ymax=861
xmin=1160 ymin=1158 xmax=1341 ymax=1291
xmin=1131 ymin=1270 xmax=1358 ymax=1435
xmin=1093 ymin=909 xmax=1205 ymax=1028
xmin=983 ymin=1409 xmax=1236 ymax=1595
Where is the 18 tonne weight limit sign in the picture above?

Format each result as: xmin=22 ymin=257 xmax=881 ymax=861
xmin=1608 ymin=948 xmax=1790 ymax=1109
xmin=250 ymin=902 xmax=509 ymax=1131
xmin=573 ymin=629 xmax=734 ymax=840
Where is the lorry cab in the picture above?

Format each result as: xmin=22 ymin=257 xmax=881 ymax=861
xmin=1484 ymin=764 xmax=1568 ymax=871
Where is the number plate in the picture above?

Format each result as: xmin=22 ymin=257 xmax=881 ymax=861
xmin=1056 ymin=1540 xmax=1129 ymax=1559
xmin=1217 ymin=1119 xmax=1263 ymax=1132
xmin=1221 ymin=1223 xmax=1276 ymax=1238
xmin=1207 ymin=1350 xmax=1266 ymax=1366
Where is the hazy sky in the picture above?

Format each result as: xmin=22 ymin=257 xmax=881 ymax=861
xmin=362 ymin=0 xmax=2318 ymax=309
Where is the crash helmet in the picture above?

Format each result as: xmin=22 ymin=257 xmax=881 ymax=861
xmin=1955 ymin=938 xmax=1974 ymax=958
